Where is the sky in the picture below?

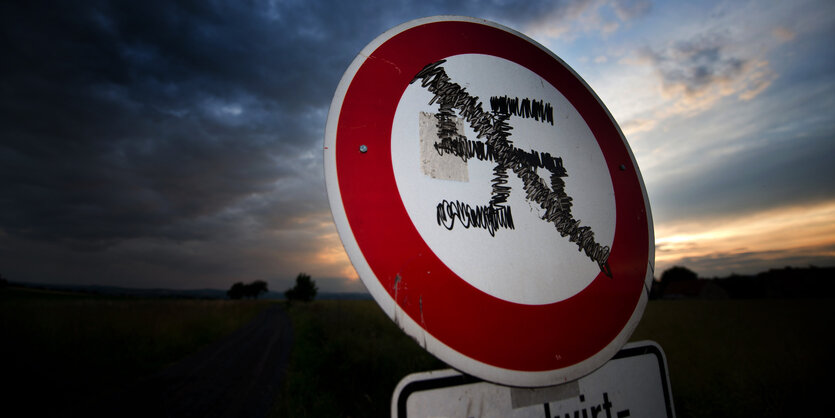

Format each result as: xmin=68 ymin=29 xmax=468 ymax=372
xmin=1 ymin=0 xmax=833 ymax=293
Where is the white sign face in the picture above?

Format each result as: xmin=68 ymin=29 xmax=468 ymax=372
xmin=392 ymin=341 xmax=675 ymax=418
xmin=392 ymin=53 xmax=616 ymax=305
xmin=325 ymin=16 xmax=654 ymax=387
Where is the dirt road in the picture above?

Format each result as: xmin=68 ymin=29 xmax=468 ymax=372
xmin=132 ymin=303 xmax=293 ymax=418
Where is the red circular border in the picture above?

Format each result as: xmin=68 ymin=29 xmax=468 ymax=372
xmin=335 ymin=21 xmax=649 ymax=372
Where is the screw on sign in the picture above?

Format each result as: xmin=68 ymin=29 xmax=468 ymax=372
xmin=324 ymin=16 xmax=654 ymax=387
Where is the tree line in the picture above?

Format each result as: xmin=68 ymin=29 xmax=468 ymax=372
xmin=226 ymin=280 xmax=268 ymax=299
xmin=651 ymin=265 xmax=835 ymax=299
xmin=226 ymin=273 xmax=318 ymax=302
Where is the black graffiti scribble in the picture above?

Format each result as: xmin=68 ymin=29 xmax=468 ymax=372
xmin=436 ymin=199 xmax=514 ymax=237
xmin=490 ymin=95 xmax=554 ymax=125
xmin=411 ymin=59 xmax=611 ymax=276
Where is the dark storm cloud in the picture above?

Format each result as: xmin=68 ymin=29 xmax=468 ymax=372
xmin=645 ymin=38 xmax=835 ymax=226
xmin=643 ymin=35 xmax=750 ymax=97
xmin=1 ymin=1 xmax=323 ymax=247
xmin=1 ymin=0 xmax=584 ymax=288
xmin=651 ymin=127 xmax=835 ymax=225
xmin=611 ymin=0 xmax=651 ymax=21
xmin=0 ymin=0 xmax=569 ymax=247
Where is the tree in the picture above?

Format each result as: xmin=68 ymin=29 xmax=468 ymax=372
xmin=652 ymin=266 xmax=698 ymax=299
xmin=660 ymin=266 xmax=698 ymax=283
xmin=227 ymin=282 xmax=246 ymax=299
xmin=285 ymin=273 xmax=317 ymax=302
xmin=244 ymin=280 xmax=268 ymax=299
xmin=227 ymin=280 xmax=269 ymax=300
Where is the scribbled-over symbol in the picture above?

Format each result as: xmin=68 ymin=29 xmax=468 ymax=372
xmin=411 ymin=59 xmax=611 ymax=276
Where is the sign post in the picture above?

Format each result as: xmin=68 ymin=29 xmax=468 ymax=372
xmin=325 ymin=16 xmax=654 ymax=387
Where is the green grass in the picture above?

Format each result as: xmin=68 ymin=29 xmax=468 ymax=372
xmin=1 ymin=286 xmax=271 ymax=415
xmin=277 ymin=300 xmax=445 ymax=417
xmin=632 ymin=299 xmax=835 ymax=417
xmin=280 ymin=298 xmax=835 ymax=418
xmin=4 ymin=285 xmax=832 ymax=417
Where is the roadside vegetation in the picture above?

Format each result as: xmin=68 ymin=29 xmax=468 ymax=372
xmin=277 ymin=300 xmax=444 ymax=417
xmin=632 ymin=298 xmax=834 ymax=417
xmin=4 ymin=282 xmax=832 ymax=417
xmin=278 ymin=298 xmax=834 ymax=418
xmin=1 ymin=286 xmax=271 ymax=415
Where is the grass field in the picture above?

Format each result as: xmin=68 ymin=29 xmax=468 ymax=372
xmin=0 ymin=286 xmax=271 ymax=415
xmin=632 ymin=299 xmax=835 ymax=417
xmin=277 ymin=300 xmax=445 ymax=417
xmin=280 ymin=298 xmax=835 ymax=418
xmin=3 ymin=285 xmax=833 ymax=417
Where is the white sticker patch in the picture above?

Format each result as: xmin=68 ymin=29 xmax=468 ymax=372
xmin=419 ymin=111 xmax=468 ymax=182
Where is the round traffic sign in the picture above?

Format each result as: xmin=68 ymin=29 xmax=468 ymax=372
xmin=324 ymin=16 xmax=654 ymax=387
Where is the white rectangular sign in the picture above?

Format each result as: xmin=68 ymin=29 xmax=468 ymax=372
xmin=392 ymin=341 xmax=674 ymax=418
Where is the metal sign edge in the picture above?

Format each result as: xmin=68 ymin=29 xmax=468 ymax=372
xmin=324 ymin=15 xmax=654 ymax=387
